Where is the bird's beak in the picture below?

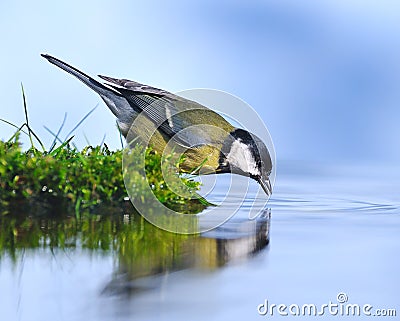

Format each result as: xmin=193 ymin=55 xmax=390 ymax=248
xmin=257 ymin=176 xmax=272 ymax=196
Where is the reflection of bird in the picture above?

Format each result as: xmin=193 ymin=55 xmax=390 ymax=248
xmin=102 ymin=210 xmax=271 ymax=294
xmin=42 ymin=54 xmax=273 ymax=195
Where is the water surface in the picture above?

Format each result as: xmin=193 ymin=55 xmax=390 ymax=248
xmin=1 ymin=163 xmax=399 ymax=320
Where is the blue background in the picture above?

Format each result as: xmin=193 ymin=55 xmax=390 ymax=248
xmin=1 ymin=0 xmax=399 ymax=164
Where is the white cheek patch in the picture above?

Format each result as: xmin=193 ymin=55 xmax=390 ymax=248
xmin=226 ymin=139 xmax=260 ymax=176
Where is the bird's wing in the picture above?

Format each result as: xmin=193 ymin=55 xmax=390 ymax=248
xmin=42 ymin=54 xmax=225 ymax=147
xmin=98 ymin=75 xmax=224 ymax=147
xmin=98 ymin=76 xmax=173 ymax=98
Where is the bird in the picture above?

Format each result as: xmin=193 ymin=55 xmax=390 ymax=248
xmin=41 ymin=54 xmax=273 ymax=196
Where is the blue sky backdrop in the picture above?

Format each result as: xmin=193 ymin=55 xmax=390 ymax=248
xmin=1 ymin=0 xmax=399 ymax=164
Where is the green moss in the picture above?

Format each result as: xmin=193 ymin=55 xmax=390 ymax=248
xmin=0 ymin=137 xmax=207 ymax=215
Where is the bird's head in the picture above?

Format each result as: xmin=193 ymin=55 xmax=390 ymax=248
xmin=218 ymin=128 xmax=273 ymax=196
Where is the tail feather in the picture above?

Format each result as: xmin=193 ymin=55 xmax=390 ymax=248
xmin=41 ymin=54 xmax=121 ymax=95
xmin=41 ymin=54 xmax=134 ymax=127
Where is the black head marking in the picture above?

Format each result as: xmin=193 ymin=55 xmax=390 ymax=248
xmin=217 ymin=128 xmax=270 ymax=176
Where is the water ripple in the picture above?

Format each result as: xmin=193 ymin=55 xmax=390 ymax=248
xmin=269 ymin=195 xmax=399 ymax=214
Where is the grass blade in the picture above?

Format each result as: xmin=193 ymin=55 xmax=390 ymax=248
xmin=116 ymin=120 xmax=124 ymax=149
xmin=49 ymin=136 xmax=75 ymax=157
xmin=83 ymin=132 xmax=91 ymax=146
xmin=100 ymin=133 xmax=106 ymax=147
xmin=49 ymin=113 xmax=67 ymax=152
xmin=21 ymin=84 xmax=46 ymax=152
xmin=64 ymin=104 xmax=98 ymax=141
xmin=29 ymin=129 xmax=46 ymax=152
xmin=1 ymin=119 xmax=29 ymax=136
xmin=6 ymin=124 xmax=27 ymax=144
xmin=21 ymin=83 xmax=34 ymax=148
xmin=44 ymin=126 xmax=63 ymax=144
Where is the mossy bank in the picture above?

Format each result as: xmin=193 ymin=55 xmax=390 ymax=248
xmin=0 ymin=137 xmax=207 ymax=216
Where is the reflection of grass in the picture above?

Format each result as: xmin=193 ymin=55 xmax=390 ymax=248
xmin=0 ymin=209 xmax=204 ymax=277
xmin=0 ymin=86 xmax=207 ymax=215
xmin=0 ymin=207 xmax=192 ymax=263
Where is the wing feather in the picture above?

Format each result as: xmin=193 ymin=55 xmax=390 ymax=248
xmin=99 ymin=75 xmax=224 ymax=148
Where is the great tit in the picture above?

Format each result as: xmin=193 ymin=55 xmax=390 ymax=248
xmin=41 ymin=54 xmax=273 ymax=196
